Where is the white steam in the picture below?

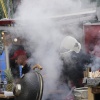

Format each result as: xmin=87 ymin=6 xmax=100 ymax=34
xmin=10 ymin=0 xmax=97 ymax=99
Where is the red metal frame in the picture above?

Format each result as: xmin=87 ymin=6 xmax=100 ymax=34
xmin=0 ymin=19 xmax=14 ymax=26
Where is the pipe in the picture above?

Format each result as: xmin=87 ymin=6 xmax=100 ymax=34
xmin=5 ymin=46 xmax=10 ymax=69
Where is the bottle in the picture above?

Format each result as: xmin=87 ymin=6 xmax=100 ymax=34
xmin=3 ymin=77 xmax=7 ymax=91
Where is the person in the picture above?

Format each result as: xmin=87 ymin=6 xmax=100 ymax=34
xmin=11 ymin=49 xmax=30 ymax=76
xmin=9 ymin=45 xmax=25 ymax=78
xmin=61 ymin=50 xmax=92 ymax=88
xmin=11 ymin=49 xmax=42 ymax=78
xmin=12 ymin=50 xmax=43 ymax=100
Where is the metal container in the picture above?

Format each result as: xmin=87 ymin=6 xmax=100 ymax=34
xmin=13 ymin=71 xmax=43 ymax=100
xmin=73 ymin=87 xmax=88 ymax=100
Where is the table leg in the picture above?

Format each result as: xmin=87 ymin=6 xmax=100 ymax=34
xmin=88 ymin=87 xmax=94 ymax=100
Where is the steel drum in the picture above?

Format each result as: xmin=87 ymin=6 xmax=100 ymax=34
xmin=13 ymin=71 xmax=43 ymax=100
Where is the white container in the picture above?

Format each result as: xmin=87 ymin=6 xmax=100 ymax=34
xmin=73 ymin=87 xmax=88 ymax=100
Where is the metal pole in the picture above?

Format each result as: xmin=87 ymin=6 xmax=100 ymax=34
xmin=5 ymin=46 xmax=10 ymax=69
xmin=3 ymin=34 xmax=10 ymax=69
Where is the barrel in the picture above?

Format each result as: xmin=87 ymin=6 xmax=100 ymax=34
xmin=73 ymin=87 xmax=88 ymax=100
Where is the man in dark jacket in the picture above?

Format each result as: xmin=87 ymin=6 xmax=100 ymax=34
xmin=11 ymin=49 xmax=42 ymax=78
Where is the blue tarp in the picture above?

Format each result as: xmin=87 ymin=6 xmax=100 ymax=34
xmin=0 ymin=51 xmax=6 ymax=81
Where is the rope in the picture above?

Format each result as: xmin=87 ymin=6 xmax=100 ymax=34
xmin=0 ymin=0 xmax=8 ymax=18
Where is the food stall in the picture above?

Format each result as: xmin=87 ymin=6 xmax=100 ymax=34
xmin=0 ymin=19 xmax=14 ymax=99
xmin=83 ymin=23 xmax=100 ymax=100
xmin=0 ymin=19 xmax=44 ymax=100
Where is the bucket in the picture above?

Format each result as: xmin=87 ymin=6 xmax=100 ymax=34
xmin=73 ymin=87 xmax=88 ymax=100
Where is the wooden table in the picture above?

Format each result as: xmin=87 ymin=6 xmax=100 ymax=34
xmin=88 ymin=87 xmax=100 ymax=100
xmin=0 ymin=93 xmax=14 ymax=100
xmin=88 ymin=87 xmax=94 ymax=100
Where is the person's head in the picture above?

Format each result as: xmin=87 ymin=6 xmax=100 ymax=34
xmin=11 ymin=50 xmax=27 ymax=66
xmin=16 ymin=55 xmax=27 ymax=66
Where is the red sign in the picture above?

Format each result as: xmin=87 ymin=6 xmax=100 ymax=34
xmin=84 ymin=24 xmax=100 ymax=57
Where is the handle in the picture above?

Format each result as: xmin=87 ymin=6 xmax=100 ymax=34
xmin=32 ymin=64 xmax=43 ymax=70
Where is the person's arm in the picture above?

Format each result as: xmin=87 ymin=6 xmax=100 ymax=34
xmin=22 ymin=64 xmax=30 ymax=74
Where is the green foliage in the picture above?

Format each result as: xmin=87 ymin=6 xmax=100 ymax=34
xmin=4 ymin=68 xmax=13 ymax=83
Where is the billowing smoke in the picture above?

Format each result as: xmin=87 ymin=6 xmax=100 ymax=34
xmin=89 ymin=57 xmax=100 ymax=71
xmin=9 ymin=0 xmax=97 ymax=99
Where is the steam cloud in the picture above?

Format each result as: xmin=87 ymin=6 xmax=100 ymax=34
xmin=10 ymin=0 xmax=96 ymax=99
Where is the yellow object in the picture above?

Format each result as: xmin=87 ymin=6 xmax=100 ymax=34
xmin=0 ymin=0 xmax=8 ymax=18
xmin=2 ymin=32 xmax=5 ymax=35
xmin=6 ymin=83 xmax=13 ymax=91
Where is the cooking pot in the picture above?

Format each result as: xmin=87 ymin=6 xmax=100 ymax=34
xmin=13 ymin=71 xmax=43 ymax=100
